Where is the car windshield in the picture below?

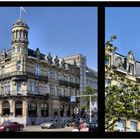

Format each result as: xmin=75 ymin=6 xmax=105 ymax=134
xmin=3 ymin=121 xmax=13 ymax=126
xmin=48 ymin=120 xmax=57 ymax=122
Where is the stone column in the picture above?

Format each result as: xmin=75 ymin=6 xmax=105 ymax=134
xmin=126 ymin=120 xmax=130 ymax=132
xmin=22 ymin=100 xmax=28 ymax=117
xmin=0 ymin=101 xmax=2 ymax=115
xmin=12 ymin=100 xmax=15 ymax=117
xmin=48 ymin=99 xmax=52 ymax=118
xmin=137 ymin=122 xmax=140 ymax=132
xmin=37 ymin=101 xmax=41 ymax=117
xmin=9 ymin=99 xmax=13 ymax=115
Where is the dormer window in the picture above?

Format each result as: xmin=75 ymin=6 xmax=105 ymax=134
xmin=16 ymin=61 xmax=21 ymax=70
xmin=128 ymin=64 xmax=134 ymax=75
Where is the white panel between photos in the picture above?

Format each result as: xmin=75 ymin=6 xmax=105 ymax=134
xmin=2 ymin=139 xmax=137 ymax=140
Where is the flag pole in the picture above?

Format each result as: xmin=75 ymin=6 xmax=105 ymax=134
xmin=19 ymin=7 xmax=21 ymax=19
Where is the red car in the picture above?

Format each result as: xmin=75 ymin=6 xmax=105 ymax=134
xmin=0 ymin=121 xmax=24 ymax=132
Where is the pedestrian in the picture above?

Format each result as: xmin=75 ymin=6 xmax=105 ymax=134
xmin=79 ymin=121 xmax=84 ymax=130
xmin=80 ymin=123 xmax=89 ymax=132
xmin=72 ymin=123 xmax=79 ymax=132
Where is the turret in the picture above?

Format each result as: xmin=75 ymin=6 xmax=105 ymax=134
xmin=11 ymin=18 xmax=29 ymax=55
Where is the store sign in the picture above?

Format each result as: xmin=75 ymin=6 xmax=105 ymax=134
xmin=70 ymin=96 xmax=76 ymax=102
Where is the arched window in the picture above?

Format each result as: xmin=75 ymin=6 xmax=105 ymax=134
xmin=67 ymin=105 xmax=70 ymax=117
xmin=41 ymin=103 xmax=48 ymax=117
xmin=15 ymin=101 xmax=22 ymax=117
xmin=19 ymin=30 xmax=21 ymax=38
xmin=28 ymin=102 xmax=37 ymax=117
xmin=17 ymin=30 xmax=20 ymax=39
xmin=60 ymin=104 xmax=64 ymax=117
xmin=21 ymin=30 xmax=23 ymax=38
xmin=16 ymin=61 xmax=21 ymax=70
xmin=2 ymin=101 xmax=10 ymax=115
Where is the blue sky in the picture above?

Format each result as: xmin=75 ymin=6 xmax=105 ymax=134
xmin=0 ymin=7 xmax=97 ymax=69
xmin=106 ymin=7 xmax=140 ymax=61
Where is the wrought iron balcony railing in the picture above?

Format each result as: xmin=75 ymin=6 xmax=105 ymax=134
xmin=0 ymin=71 xmax=48 ymax=82
xmin=59 ymin=80 xmax=80 ymax=89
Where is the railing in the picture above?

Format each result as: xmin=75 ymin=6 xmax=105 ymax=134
xmin=27 ymin=92 xmax=49 ymax=98
xmin=0 ymin=91 xmax=50 ymax=98
xmin=0 ymin=71 xmax=48 ymax=82
xmin=59 ymin=96 xmax=70 ymax=102
xmin=0 ymin=90 xmax=27 ymax=96
xmin=59 ymin=80 xmax=80 ymax=89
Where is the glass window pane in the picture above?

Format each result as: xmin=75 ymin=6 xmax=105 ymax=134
xmin=130 ymin=121 xmax=137 ymax=131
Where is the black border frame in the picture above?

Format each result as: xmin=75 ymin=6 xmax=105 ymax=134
xmin=2 ymin=1 xmax=140 ymax=139
xmin=0 ymin=2 xmax=100 ymax=138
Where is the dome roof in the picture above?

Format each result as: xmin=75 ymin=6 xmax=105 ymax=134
xmin=12 ymin=18 xmax=29 ymax=29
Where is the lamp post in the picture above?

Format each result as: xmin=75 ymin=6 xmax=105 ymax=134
xmin=75 ymin=94 xmax=97 ymax=123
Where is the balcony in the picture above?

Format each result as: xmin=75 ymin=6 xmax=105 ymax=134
xmin=59 ymin=96 xmax=70 ymax=102
xmin=59 ymin=80 xmax=69 ymax=86
xmin=59 ymin=80 xmax=80 ymax=89
xmin=0 ymin=71 xmax=48 ymax=82
xmin=27 ymin=92 xmax=49 ymax=99
xmin=27 ymin=72 xmax=48 ymax=82
xmin=0 ymin=91 xmax=50 ymax=99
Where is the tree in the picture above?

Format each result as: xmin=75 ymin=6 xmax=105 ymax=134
xmin=105 ymin=35 xmax=140 ymax=131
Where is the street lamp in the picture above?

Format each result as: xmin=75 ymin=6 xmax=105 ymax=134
xmin=75 ymin=94 xmax=97 ymax=123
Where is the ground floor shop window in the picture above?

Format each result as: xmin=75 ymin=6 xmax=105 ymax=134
xmin=15 ymin=100 xmax=22 ymax=117
xmin=41 ymin=103 xmax=48 ymax=117
xmin=130 ymin=121 xmax=137 ymax=132
xmin=67 ymin=106 xmax=70 ymax=117
xmin=28 ymin=102 xmax=37 ymax=117
xmin=60 ymin=104 xmax=64 ymax=117
xmin=117 ymin=119 xmax=126 ymax=132
xmin=2 ymin=101 xmax=10 ymax=115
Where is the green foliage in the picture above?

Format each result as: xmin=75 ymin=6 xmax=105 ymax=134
xmin=79 ymin=86 xmax=96 ymax=110
xmin=105 ymin=36 xmax=140 ymax=131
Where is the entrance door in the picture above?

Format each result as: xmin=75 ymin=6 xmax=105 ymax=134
xmin=2 ymin=101 xmax=10 ymax=115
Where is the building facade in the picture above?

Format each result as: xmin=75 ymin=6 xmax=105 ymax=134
xmin=105 ymin=43 xmax=140 ymax=132
xmin=0 ymin=18 xmax=80 ymax=125
xmin=64 ymin=55 xmax=98 ymax=120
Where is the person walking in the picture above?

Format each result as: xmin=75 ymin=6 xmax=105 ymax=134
xmin=80 ymin=123 xmax=89 ymax=132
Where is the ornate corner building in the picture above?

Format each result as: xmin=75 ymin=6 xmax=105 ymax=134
xmin=105 ymin=43 xmax=140 ymax=132
xmin=0 ymin=18 xmax=97 ymax=125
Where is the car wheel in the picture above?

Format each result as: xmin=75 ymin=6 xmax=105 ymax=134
xmin=51 ymin=125 xmax=55 ymax=128
xmin=20 ymin=127 xmax=23 ymax=131
xmin=6 ymin=128 xmax=10 ymax=132
xmin=62 ymin=124 xmax=65 ymax=128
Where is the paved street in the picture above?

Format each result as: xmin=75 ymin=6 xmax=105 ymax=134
xmin=22 ymin=125 xmax=73 ymax=132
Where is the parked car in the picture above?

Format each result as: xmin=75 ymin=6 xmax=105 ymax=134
xmin=86 ymin=122 xmax=98 ymax=132
xmin=66 ymin=119 xmax=75 ymax=127
xmin=41 ymin=120 xmax=65 ymax=129
xmin=0 ymin=121 xmax=24 ymax=132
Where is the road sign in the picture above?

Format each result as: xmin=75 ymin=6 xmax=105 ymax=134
xmin=70 ymin=96 xmax=76 ymax=102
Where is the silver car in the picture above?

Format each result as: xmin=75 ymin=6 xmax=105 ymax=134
xmin=41 ymin=120 xmax=65 ymax=129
